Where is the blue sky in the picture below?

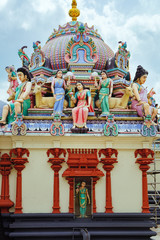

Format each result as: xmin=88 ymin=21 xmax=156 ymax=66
xmin=0 ymin=0 xmax=160 ymax=104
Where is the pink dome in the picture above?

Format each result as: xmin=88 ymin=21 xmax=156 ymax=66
xmin=42 ymin=21 xmax=114 ymax=70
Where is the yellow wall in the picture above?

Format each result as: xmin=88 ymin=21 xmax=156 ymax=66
xmin=0 ymin=135 xmax=156 ymax=213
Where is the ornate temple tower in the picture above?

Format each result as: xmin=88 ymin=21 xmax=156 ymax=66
xmin=0 ymin=0 xmax=158 ymax=239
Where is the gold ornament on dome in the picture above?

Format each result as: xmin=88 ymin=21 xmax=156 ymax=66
xmin=69 ymin=0 xmax=80 ymax=21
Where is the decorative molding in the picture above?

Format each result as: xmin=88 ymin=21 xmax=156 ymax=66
xmin=50 ymin=114 xmax=64 ymax=136
xmin=141 ymin=115 xmax=157 ymax=137
xmin=105 ymin=142 xmax=113 ymax=149
xmin=63 ymin=149 xmax=104 ymax=177
xmin=11 ymin=113 xmax=27 ymax=136
xmin=104 ymin=115 xmax=118 ymax=136
xmin=12 ymin=140 xmax=24 ymax=148
xmin=52 ymin=140 xmax=61 ymax=148
xmin=142 ymin=142 xmax=150 ymax=149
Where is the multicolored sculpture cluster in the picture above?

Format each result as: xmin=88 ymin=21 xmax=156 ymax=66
xmin=0 ymin=8 xmax=159 ymax=137
xmin=30 ymin=41 xmax=45 ymax=70
xmin=115 ymin=41 xmax=130 ymax=71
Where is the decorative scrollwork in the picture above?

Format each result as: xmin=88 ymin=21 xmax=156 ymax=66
xmin=11 ymin=113 xmax=27 ymax=136
xmin=141 ymin=115 xmax=156 ymax=137
xmin=104 ymin=114 xmax=118 ymax=136
xmin=50 ymin=113 xmax=64 ymax=136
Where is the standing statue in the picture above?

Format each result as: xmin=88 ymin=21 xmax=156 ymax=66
xmin=0 ymin=67 xmax=32 ymax=125
xmin=76 ymin=182 xmax=90 ymax=218
xmin=71 ymin=81 xmax=91 ymax=128
xmin=5 ymin=66 xmax=19 ymax=101
xmin=18 ymin=46 xmax=30 ymax=68
xmin=51 ymin=70 xmax=70 ymax=116
xmin=131 ymin=65 xmax=158 ymax=121
xmin=95 ymin=70 xmax=113 ymax=116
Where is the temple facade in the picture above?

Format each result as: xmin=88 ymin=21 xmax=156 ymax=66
xmin=0 ymin=1 xmax=159 ymax=239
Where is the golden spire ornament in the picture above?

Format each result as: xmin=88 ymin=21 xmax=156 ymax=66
xmin=69 ymin=0 xmax=80 ymax=21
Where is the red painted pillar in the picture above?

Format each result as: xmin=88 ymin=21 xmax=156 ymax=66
xmin=67 ymin=177 xmax=74 ymax=213
xmin=53 ymin=166 xmax=61 ymax=213
xmin=135 ymin=149 xmax=154 ymax=213
xmin=10 ymin=148 xmax=30 ymax=214
xmin=0 ymin=153 xmax=14 ymax=213
xmin=99 ymin=148 xmax=118 ymax=213
xmin=47 ymin=148 xmax=66 ymax=213
xmin=92 ymin=177 xmax=98 ymax=213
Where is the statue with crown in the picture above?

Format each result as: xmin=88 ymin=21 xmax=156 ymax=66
xmin=0 ymin=0 xmax=159 ymax=239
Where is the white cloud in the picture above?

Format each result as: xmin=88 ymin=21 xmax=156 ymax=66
xmin=31 ymin=0 xmax=57 ymax=14
xmin=21 ymin=22 xmax=31 ymax=31
xmin=125 ymin=14 xmax=160 ymax=33
xmin=0 ymin=0 xmax=8 ymax=10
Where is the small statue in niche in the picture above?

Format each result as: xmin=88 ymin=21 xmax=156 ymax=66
xmin=95 ymin=70 xmax=113 ymax=116
xmin=76 ymin=182 xmax=90 ymax=218
xmin=71 ymin=81 xmax=92 ymax=129
xmin=5 ymin=66 xmax=19 ymax=101
xmin=131 ymin=65 xmax=158 ymax=123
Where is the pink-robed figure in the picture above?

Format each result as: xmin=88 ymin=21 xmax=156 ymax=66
xmin=131 ymin=65 xmax=158 ymax=121
xmin=72 ymin=81 xmax=92 ymax=128
xmin=6 ymin=66 xmax=19 ymax=100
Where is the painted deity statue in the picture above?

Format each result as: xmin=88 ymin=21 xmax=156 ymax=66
xmin=0 ymin=67 xmax=32 ymax=125
xmin=51 ymin=70 xmax=70 ymax=116
xmin=76 ymin=182 xmax=90 ymax=218
xmin=72 ymin=81 xmax=91 ymax=128
xmin=18 ymin=46 xmax=30 ymax=68
xmin=95 ymin=70 xmax=113 ymax=116
xmin=5 ymin=66 xmax=19 ymax=101
xmin=131 ymin=65 xmax=158 ymax=122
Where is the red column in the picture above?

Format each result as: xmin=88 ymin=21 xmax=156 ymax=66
xmin=0 ymin=153 xmax=14 ymax=213
xmin=10 ymin=148 xmax=30 ymax=214
xmin=92 ymin=177 xmax=98 ymax=213
xmin=47 ymin=148 xmax=66 ymax=213
xmin=99 ymin=148 xmax=118 ymax=213
xmin=67 ymin=177 xmax=74 ymax=213
xmin=135 ymin=149 xmax=154 ymax=213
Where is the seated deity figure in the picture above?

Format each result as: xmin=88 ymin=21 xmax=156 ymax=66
xmin=95 ymin=70 xmax=113 ymax=116
xmin=0 ymin=67 xmax=32 ymax=125
xmin=131 ymin=65 xmax=158 ymax=122
xmin=71 ymin=81 xmax=91 ymax=128
xmin=51 ymin=70 xmax=70 ymax=116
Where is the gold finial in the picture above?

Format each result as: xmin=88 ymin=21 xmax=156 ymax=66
xmin=69 ymin=0 xmax=80 ymax=21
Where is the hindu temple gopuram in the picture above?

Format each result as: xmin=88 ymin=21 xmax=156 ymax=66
xmin=0 ymin=1 xmax=160 ymax=239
